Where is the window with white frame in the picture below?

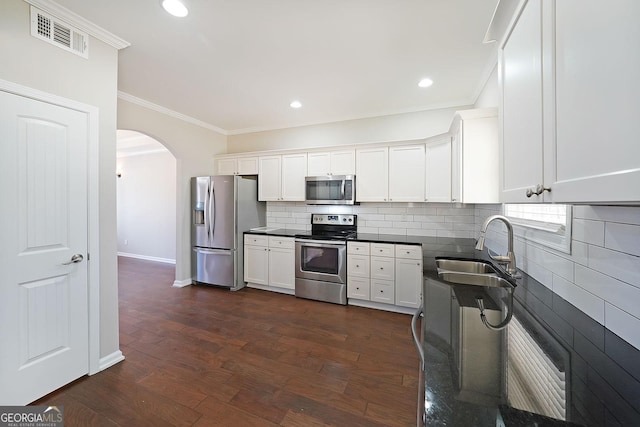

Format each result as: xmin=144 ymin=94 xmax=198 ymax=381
xmin=503 ymin=204 xmax=572 ymax=253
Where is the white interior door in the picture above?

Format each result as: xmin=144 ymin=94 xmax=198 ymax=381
xmin=0 ymin=91 xmax=89 ymax=405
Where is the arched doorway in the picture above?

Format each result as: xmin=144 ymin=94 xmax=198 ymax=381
xmin=116 ymin=130 xmax=177 ymax=265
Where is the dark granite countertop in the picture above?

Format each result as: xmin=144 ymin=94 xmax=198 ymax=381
xmin=244 ymin=228 xmax=300 ymax=238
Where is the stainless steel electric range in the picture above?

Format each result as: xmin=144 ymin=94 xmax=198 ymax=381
xmin=294 ymin=214 xmax=357 ymax=305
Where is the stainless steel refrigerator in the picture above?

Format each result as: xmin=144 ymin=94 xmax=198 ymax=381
xmin=191 ymin=175 xmax=266 ymax=290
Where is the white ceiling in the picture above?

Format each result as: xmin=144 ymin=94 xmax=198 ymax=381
xmin=54 ymin=0 xmax=499 ymax=134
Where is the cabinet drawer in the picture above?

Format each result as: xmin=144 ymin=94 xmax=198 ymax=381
xmin=347 ymin=241 xmax=370 ymax=255
xmin=370 ymin=257 xmax=395 ymax=281
xmin=245 ymin=234 xmax=268 ymax=247
xmin=371 ymin=279 xmax=395 ymax=304
xmin=268 ymin=236 xmax=294 ymax=249
xmin=395 ymin=244 xmax=422 ymax=260
xmin=347 ymin=276 xmax=370 ymax=300
xmin=371 ymin=243 xmax=395 ymax=257
xmin=347 ymin=255 xmax=370 ymax=277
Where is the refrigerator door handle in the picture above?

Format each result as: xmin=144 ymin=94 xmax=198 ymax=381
xmin=209 ymin=180 xmax=216 ymax=240
xmin=204 ymin=181 xmax=210 ymax=240
xmin=193 ymin=248 xmax=233 ymax=255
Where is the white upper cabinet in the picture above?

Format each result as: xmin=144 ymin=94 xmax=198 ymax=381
xmin=498 ymin=0 xmax=640 ymax=203
xmin=217 ymin=158 xmax=237 ymax=175
xmin=258 ymin=154 xmax=307 ymax=201
xmin=550 ymin=0 xmax=640 ymax=203
xmin=450 ymin=109 xmax=499 ymax=204
xmin=388 ymin=144 xmax=426 ymax=202
xmin=258 ymin=156 xmax=282 ymax=201
xmin=216 ymin=156 xmax=259 ymax=175
xmin=356 ymin=147 xmax=389 ymax=202
xmin=307 ymin=150 xmax=355 ymax=176
xmin=500 ymin=0 xmax=545 ymax=202
xmin=281 ymin=153 xmax=307 ymax=200
xmin=425 ymin=137 xmax=452 ymax=203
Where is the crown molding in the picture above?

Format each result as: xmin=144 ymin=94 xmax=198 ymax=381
xmin=117 ymin=91 xmax=228 ymax=135
xmin=25 ymin=0 xmax=130 ymax=49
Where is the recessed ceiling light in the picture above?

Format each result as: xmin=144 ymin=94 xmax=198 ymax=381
xmin=290 ymin=101 xmax=302 ymax=109
xmin=418 ymin=78 xmax=433 ymax=88
xmin=162 ymin=0 xmax=188 ymax=17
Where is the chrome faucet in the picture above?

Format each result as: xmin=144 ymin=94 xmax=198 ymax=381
xmin=476 ymin=215 xmax=519 ymax=278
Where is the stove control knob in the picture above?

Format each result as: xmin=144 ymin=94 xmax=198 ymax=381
xmin=348 ymin=218 xmax=352 ymax=222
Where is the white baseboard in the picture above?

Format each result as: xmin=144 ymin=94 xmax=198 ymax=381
xmin=246 ymin=283 xmax=295 ymax=295
xmin=117 ymin=252 xmax=175 ymax=264
xmin=97 ymin=350 xmax=125 ymax=372
xmin=347 ymin=299 xmax=414 ymax=315
xmin=172 ymin=279 xmax=192 ymax=288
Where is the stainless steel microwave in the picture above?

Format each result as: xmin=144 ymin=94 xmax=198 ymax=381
xmin=305 ymin=175 xmax=356 ymax=205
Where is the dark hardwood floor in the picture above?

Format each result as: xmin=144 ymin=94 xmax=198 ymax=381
xmin=35 ymin=257 xmax=420 ymax=426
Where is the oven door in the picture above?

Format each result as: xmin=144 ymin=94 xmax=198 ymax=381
xmin=295 ymin=239 xmax=346 ymax=284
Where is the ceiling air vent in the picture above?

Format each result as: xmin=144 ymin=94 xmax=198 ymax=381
xmin=30 ymin=6 xmax=88 ymax=58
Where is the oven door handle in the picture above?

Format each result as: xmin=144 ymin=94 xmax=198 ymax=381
xmin=295 ymin=239 xmax=346 ymax=247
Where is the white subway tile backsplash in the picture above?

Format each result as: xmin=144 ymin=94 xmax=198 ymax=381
xmin=605 ymin=303 xmax=640 ymax=351
xmin=574 ymin=205 xmax=640 ymax=225
xmin=520 ymin=242 xmax=574 ymax=282
xmin=518 ymin=258 xmax=553 ymax=289
xmin=379 ymin=227 xmax=405 ymax=235
xmin=445 ymin=215 xmax=475 ymax=224
xmin=588 ymin=245 xmax=640 ymax=288
xmin=605 ymin=222 xmax=640 ymax=257
xmin=572 ymin=219 xmax=605 ymax=246
xmin=575 ymin=264 xmax=640 ymax=320
xmin=569 ymin=241 xmax=589 ymax=267
xmin=552 ymin=274 xmax=605 ymax=324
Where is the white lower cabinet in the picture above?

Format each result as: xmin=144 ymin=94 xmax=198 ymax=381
xmin=347 ymin=241 xmax=422 ymax=309
xmin=243 ymin=235 xmax=269 ymax=285
xmin=371 ymin=279 xmax=395 ymax=304
xmin=396 ymin=245 xmax=423 ymax=308
xmin=244 ymin=235 xmax=294 ymax=290
xmin=347 ymin=276 xmax=370 ymax=300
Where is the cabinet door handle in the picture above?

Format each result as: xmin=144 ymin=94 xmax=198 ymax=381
xmin=526 ymin=184 xmax=551 ymax=197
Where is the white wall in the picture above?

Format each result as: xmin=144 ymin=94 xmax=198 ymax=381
xmin=117 ymin=151 xmax=176 ymax=263
xmin=227 ymin=106 xmax=469 ymax=153
xmin=0 ymin=0 xmax=120 ymax=359
xmin=117 ymin=99 xmax=227 ymax=285
xmin=474 ymin=64 xmax=499 ymax=108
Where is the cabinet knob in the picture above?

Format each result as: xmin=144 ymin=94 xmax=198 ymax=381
xmin=526 ymin=184 xmax=551 ymax=198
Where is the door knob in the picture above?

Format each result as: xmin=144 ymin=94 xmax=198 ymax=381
xmin=62 ymin=254 xmax=84 ymax=265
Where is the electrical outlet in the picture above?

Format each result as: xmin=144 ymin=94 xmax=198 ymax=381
xmin=124 ymin=239 xmax=128 ymax=245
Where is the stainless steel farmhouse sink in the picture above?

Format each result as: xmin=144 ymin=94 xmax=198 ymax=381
xmin=435 ymin=258 xmax=514 ymax=289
